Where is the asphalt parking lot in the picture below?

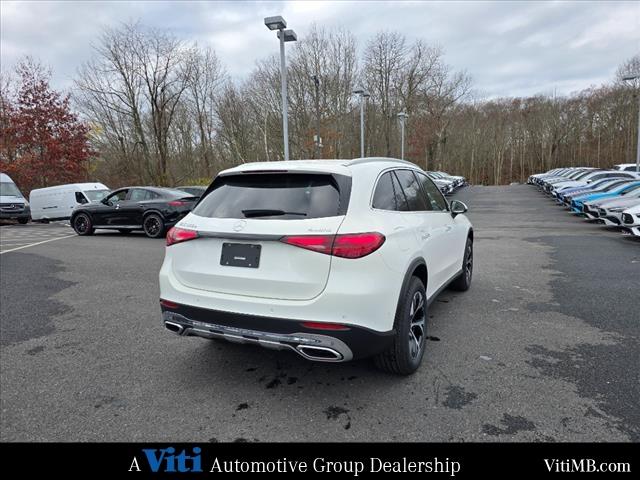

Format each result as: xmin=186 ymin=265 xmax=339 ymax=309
xmin=1 ymin=185 xmax=638 ymax=442
xmin=0 ymin=222 xmax=74 ymax=254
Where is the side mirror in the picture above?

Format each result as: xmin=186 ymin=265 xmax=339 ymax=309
xmin=450 ymin=200 xmax=468 ymax=217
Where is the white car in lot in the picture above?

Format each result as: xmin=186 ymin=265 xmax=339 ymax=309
xmin=614 ymin=163 xmax=640 ymax=172
xmin=588 ymin=194 xmax=640 ymax=224
xmin=548 ymin=170 xmax=639 ymax=194
xmin=159 ymin=158 xmax=474 ymax=374
xmin=621 ymin=204 xmax=640 ymax=237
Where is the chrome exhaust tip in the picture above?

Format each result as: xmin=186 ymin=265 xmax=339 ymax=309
xmin=296 ymin=345 xmax=343 ymax=362
xmin=164 ymin=321 xmax=185 ymax=335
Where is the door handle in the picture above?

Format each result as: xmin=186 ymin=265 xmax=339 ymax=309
xmin=115 ymin=204 xmax=120 ymax=210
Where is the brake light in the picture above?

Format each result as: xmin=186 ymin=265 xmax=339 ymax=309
xmin=280 ymin=232 xmax=385 ymax=259
xmin=160 ymin=299 xmax=179 ymax=309
xmin=166 ymin=227 xmax=199 ymax=246
xmin=168 ymin=200 xmax=186 ymax=206
xmin=332 ymin=232 xmax=385 ymax=258
xmin=301 ymin=321 xmax=350 ymax=331
xmin=280 ymin=235 xmax=334 ymax=254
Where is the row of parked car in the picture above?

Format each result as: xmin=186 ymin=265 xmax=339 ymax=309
xmin=0 ymin=172 xmax=209 ymax=238
xmin=527 ymin=163 xmax=640 ymax=237
xmin=426 ymin=171 xmax=467 ymax=195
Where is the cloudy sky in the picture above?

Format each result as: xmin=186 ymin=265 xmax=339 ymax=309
xmin=1 ymin=0 xmax=638 ymax=98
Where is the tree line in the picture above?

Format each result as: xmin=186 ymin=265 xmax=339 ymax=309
xmin=1 ymin=21 xmax=638 ymax=192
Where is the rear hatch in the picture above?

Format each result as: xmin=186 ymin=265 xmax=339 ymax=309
xmin=170 ymin=172 xmax=350 ymax=301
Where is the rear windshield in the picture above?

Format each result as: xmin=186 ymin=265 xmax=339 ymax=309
xmin=160 ymin=188 xmax=198 ymax=198
xmin=193 ymin=174 xmax=341 ymax=220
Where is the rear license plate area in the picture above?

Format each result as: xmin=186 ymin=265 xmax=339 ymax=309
xmin=220 ymin=243 xmax=261 ymax=268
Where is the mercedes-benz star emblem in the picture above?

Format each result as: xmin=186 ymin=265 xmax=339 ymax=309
xmin=233 ymin=220 xmax=247 ymax=232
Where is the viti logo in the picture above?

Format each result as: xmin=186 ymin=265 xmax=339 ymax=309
xmin=129 ymin=447 xmax=203 ymax=473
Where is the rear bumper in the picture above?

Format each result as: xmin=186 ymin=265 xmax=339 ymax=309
xmin=161 ymin=303 xmax=394 ymax=361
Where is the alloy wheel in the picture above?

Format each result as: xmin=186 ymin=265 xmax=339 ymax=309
xmin=75 ymin=215 xmax=88 ymax=234
xmin=408 ymin=291 xmax=426 ymax=358
xmin=465 ymin=243 xmax=473 ymax=283
xmin=145 ymin=216 xmax=161 ymax=236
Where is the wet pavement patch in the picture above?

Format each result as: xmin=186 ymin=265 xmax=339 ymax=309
xmin=483 ymin=414 xmax=536 ymax=436
xmin=0 ymin=252 xmax=75 ymax=346
xmin=265 ymin=378 xmax=281 ymax=389
xmin=525 ymin=234 xmax=640 ymax=441
xmin=26 ymin=345 xmax=45 ymax=356
xmin=442 ymin=386 xmax=477 ymax=409
xmin=324 ymin=406 xmax=352 ymax=430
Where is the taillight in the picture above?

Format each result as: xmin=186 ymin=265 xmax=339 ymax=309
xmin=168 ymin=200 xmax=186 ymax=207
xmin=301 ymin=321 xmax=350 ymax=331
xmin=166 ymin=227 xmax=199 ymax=246
xmin=280 ymin=232 xmax=385 ymax=259
xmin=332 ymin=232 xmax=385 ymax=258
xmin=279 ymin=235 xmax=334 ymax=254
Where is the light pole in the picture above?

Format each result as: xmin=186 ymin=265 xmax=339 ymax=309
xmin=264 ymin=16 xmax=297 ymax=161
xmin=312 ymin=75 xmax=321 ymax=159
xmin=622 ymin=73 xmax=640 ymax=173
xmin=353 ymin=88 xmax=370 ymax=158
xmin=397 ymin=111 xmax=408 ymax=160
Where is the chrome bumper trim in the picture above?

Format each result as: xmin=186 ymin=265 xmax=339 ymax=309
xmin=162 ymin=311 xmax=353 ymax=362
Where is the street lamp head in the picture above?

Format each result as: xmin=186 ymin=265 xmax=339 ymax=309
xmin=362 ymin=91 xmax=370 ymax=98
xmin=277 ymin=29 xmax=297 ymax=42
xmin=622 ymin=73 xmax=640 ymax=81
xmin=397 ymin=111 xmax=408 ymax=120
xmin=353 ymin=87 xmax=365 ymax=95
xmin=264 ymin=16 xmax=287 ymax=30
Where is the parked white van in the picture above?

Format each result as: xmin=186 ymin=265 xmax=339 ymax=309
xmin=30 ymin=183 xmax=110 ymax=221
xmin=0 ymin=172 xmax=31 ymax=223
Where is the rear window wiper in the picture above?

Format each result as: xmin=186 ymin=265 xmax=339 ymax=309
xmin=241 ymin=209 xmax=307 ymax=218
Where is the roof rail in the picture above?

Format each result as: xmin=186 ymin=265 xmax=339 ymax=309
xmin=346 ymin=157 xmax=419 ymax=168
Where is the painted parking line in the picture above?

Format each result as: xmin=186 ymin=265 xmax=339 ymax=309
xmin=0 ymin=234 xmax=76 ymax=254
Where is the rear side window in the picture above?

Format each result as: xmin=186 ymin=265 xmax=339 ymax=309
xmin=193 ymin=174 xmax=341 ymax=220
xmin=129 ymin=189 xmax=151 ymax=201
xmin=394 ymin=170 xmax=430 ymax=211
xmin=372 ymin=172 xmax=397 ymax=210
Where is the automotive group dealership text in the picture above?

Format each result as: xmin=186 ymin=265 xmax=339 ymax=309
xmin=130 ymin=452 xmax=461 ymax=476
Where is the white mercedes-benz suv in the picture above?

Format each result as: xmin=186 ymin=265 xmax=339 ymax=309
xmin=159 ymin=158 xmax=473 ymax=374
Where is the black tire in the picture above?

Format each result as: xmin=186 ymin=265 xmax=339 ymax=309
xmin=17 ymin=217 xmax=29 ymax=224
xmin=118 ymin=229 xmax=132 ymax=234
xmin=374 ymin=276 xmax=427 ymax=375
xmin=73 ymin=213 xmax=94 ymax=236
xmin=143 ymin=213 xmax=165 ymax=238
xmin=450 ymin=237 xmax=473 ymax=291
